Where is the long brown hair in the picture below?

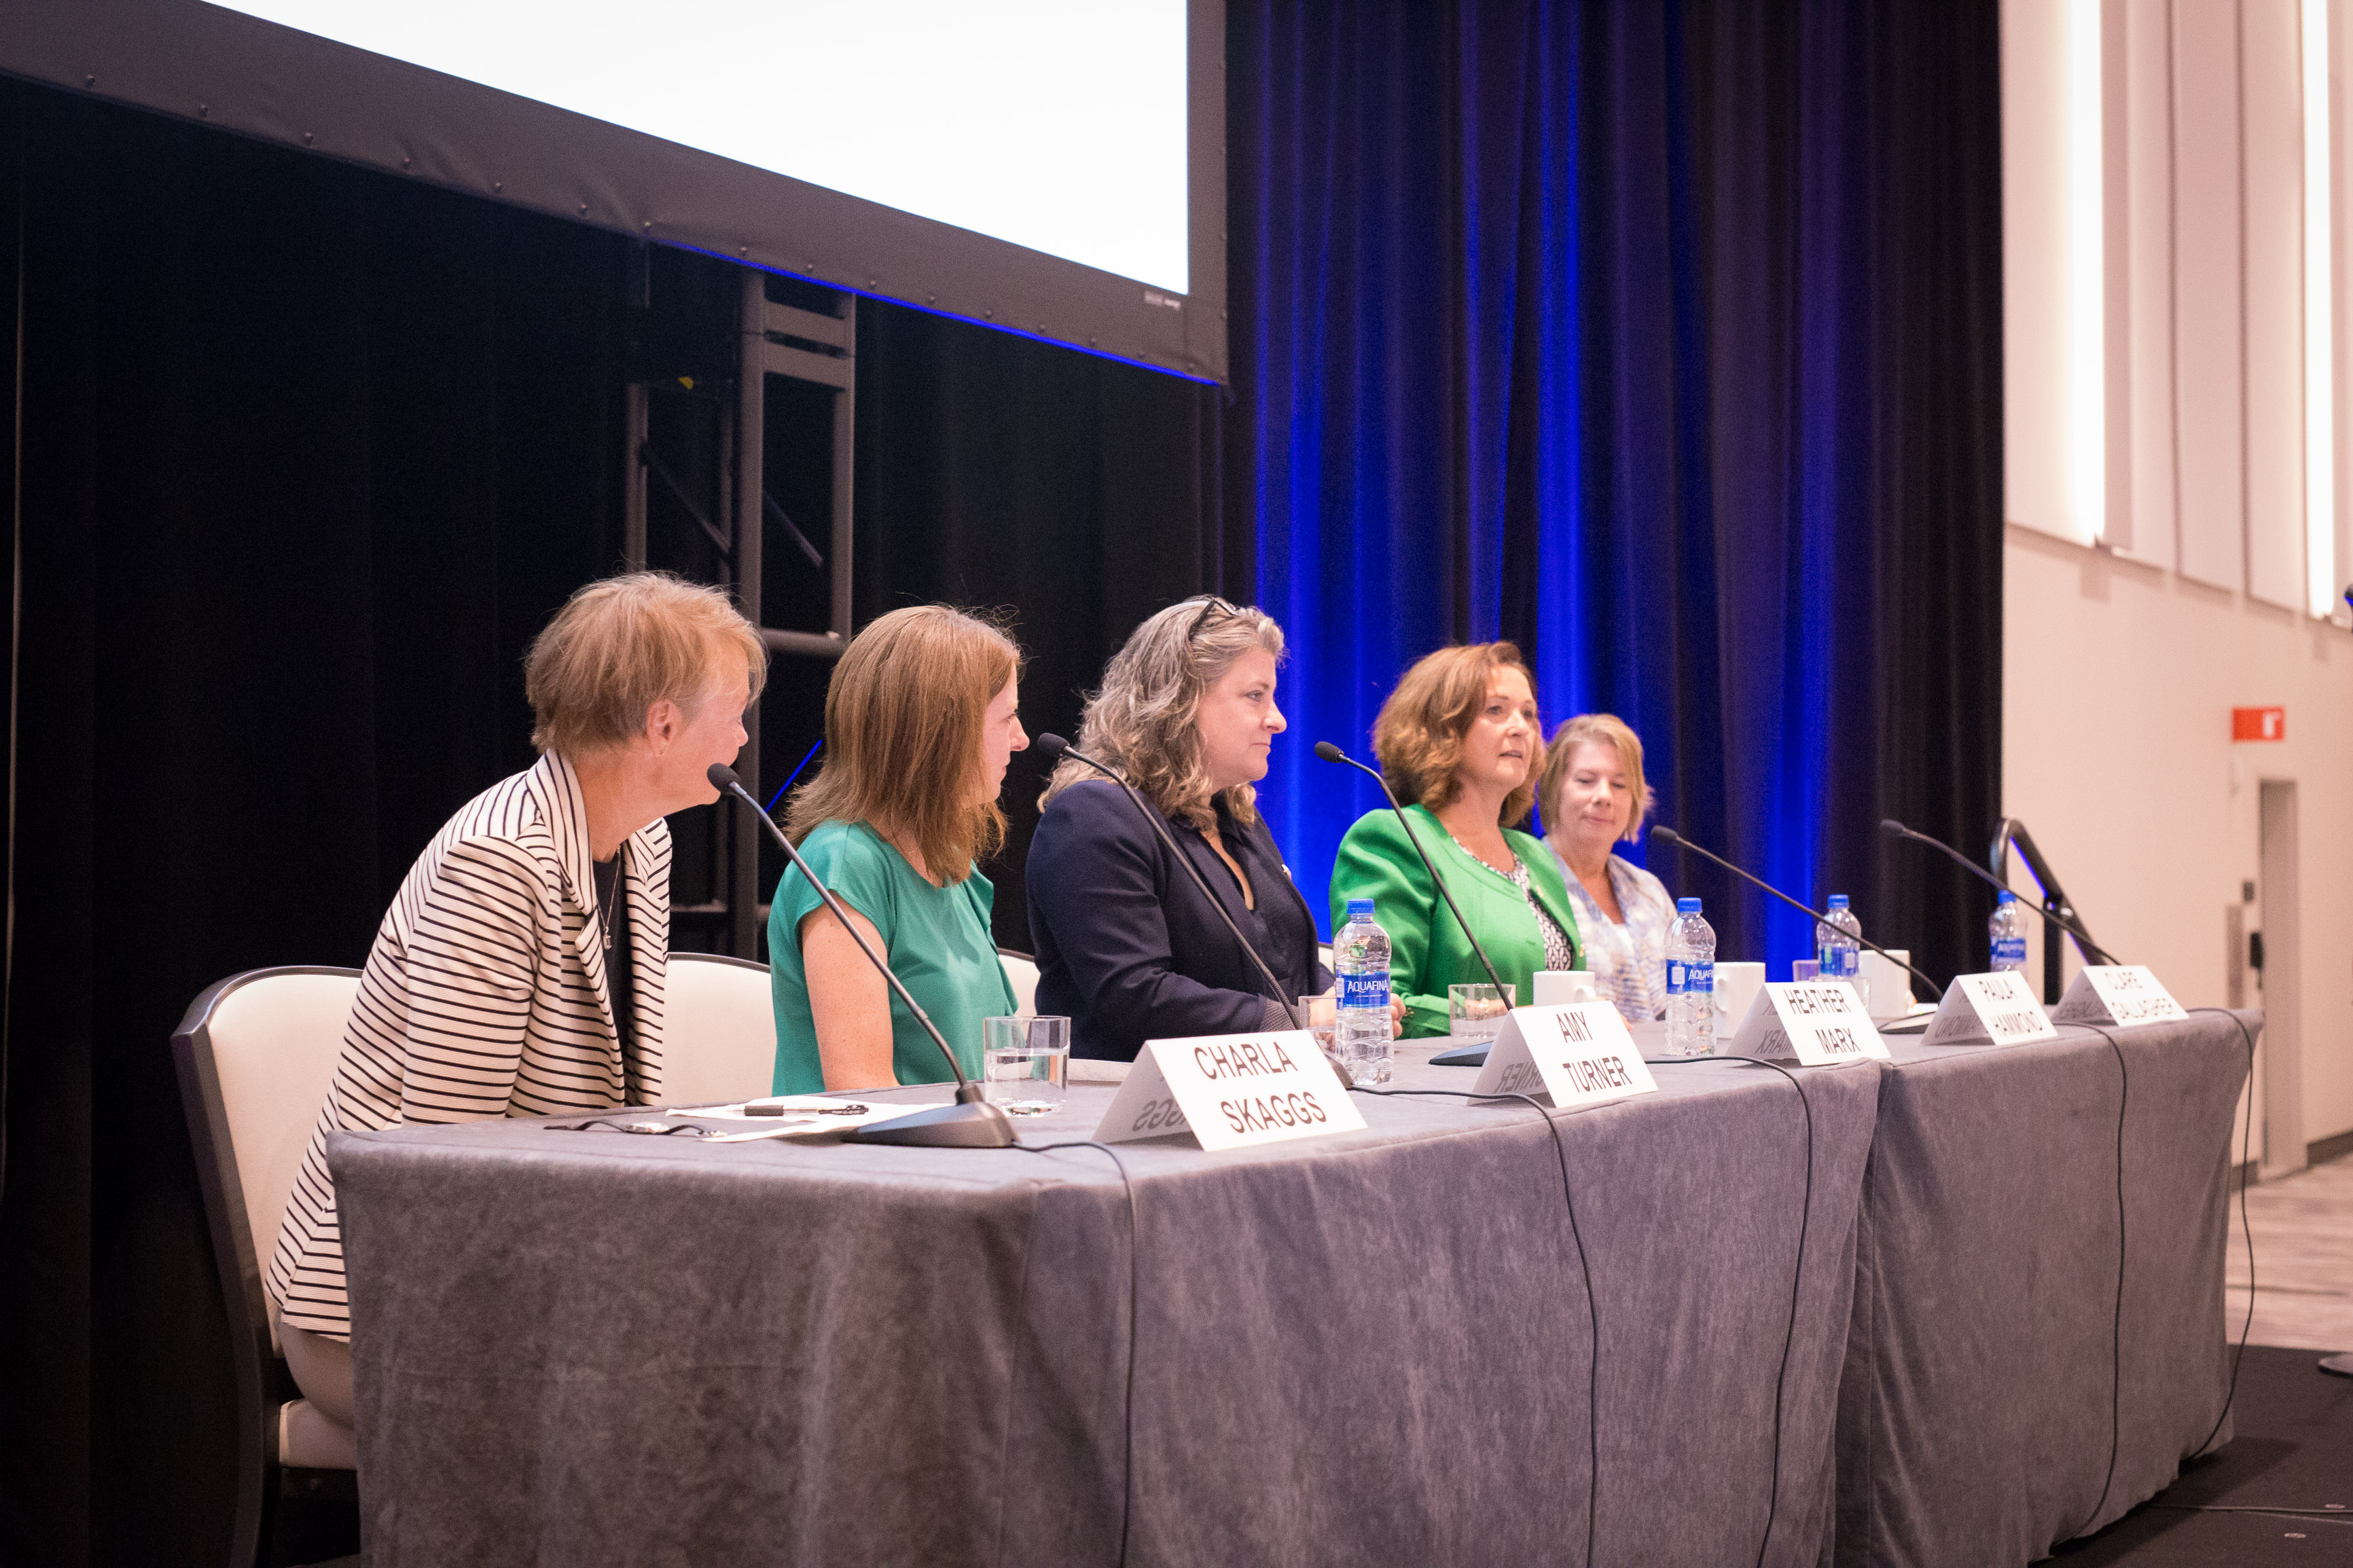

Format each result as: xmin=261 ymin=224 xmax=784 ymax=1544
xmin=1039 ymin=596 xmax=1285 ymax=831
xmin=1371 ymin=642 xmax=1542 ymax=826
xmin=784 ymin=605 xmax=1022 ymax=881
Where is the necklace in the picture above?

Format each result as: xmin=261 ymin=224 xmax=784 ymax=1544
xmin=594 ymin=857 xmax=620 ymax=953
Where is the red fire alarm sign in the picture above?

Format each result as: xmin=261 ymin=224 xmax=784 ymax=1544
xmin=2231 ymin=706 xmax=2286 ymax=741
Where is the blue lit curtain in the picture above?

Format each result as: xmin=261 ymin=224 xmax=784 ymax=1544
xmin=1227 ymin=0 xmax=2003 ymax=981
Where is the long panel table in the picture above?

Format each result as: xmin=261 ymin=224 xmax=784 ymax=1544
xmin=333 ymin=1053 xmax=1880 ymax=1567
xmin=329 ymin=1008 xmax=2254 ymax=1567
xmin=1831 ymin=1009 xmax=2256 ymax=1567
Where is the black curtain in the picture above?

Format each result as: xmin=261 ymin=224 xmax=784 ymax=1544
xmin=0 ymin=78 xmax=1223 ymax=1563
xmin=848 ymin=300 xmax=1236 ymax=951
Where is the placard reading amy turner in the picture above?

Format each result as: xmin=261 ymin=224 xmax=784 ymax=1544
xmin=1470 ymin=1002 xmax=1657 ymax=1109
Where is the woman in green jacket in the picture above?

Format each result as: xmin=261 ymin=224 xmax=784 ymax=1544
xmin=1330 ymin=642 xmax=1582 ymax=1038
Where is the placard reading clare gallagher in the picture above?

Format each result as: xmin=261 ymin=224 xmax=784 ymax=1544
xmin=1469 ymin=1002 xmax=1657 ymax=1110
xmin=1093 ymin=1030 xmax=1365 ymax=1151
xmin=1727 ymin=981 xmax=1890 ymax=1066
xmin=2049 ymin=964 xmax=2188 ymax=1027
xmin=1920 ymin=970 xmax=2058 ymax=1048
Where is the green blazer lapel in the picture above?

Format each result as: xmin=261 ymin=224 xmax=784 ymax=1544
xmin=1514 ymin=835 xmax=1584 ymax=966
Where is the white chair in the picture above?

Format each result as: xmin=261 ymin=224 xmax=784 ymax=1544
xmin=171 ymin=966 xmax=364 ymax=1568
xmin=662 ymin=951 xmax=779 ymax=1105
xmin=999 ymin=947 xmax=1041 ymax=1015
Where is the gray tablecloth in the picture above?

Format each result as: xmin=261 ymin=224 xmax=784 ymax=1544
xmin=1831 ymin=1009 xmax=2257 ymax=1568
xmin=332 ymin=1053 xmax=1881 ymax=1567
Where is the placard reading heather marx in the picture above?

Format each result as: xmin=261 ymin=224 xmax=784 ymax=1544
xmin=1470 ymin=1003 xmax=1657 ymax=1110
xmin=1093 ymin=1031 xmax=1366 ymax=1151
xmin=1728 ymin=981 xmax=1890 ymax=1066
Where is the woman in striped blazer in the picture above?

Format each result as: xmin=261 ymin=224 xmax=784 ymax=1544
xmin=265 ymin=572 xmax=766 ymax=1454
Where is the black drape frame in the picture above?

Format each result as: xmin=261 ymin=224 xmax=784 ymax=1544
xmin=1 ymin=0 xmax=2000 ymax=1558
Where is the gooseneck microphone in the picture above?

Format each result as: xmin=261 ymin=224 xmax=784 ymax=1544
xmin=1878 ymin=819 xmax=2121 ymax=966
xmin=1649 ymin=825 xmax=1944 ymax=1003
xmin=1035 ymin=735 xmax=1304 ymax=1034
xmin=1313 ymin=741 xmax=1511 ymax=998
xmin=708 ymin=764 xmax=1015 ymax=1148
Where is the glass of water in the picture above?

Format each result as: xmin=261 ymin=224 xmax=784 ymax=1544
xmin=1296 ymin=994 xmax=1338 ymax=1063
xmin=982 ymin=1016 xmax=1070 ymax=1114
xmin=1448 ymin=983 xmax=1515 ymax=1048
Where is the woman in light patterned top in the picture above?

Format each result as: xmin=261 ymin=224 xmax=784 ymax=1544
xmin=1540 ymin=714 xmax=1677 ymax=1024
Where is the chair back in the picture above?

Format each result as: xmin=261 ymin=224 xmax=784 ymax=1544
xmin=999 ymin=947 xmax=1041 ymax=1015
xmin=662 ymin=951 xmax=778 ymax=1105
xmin=171 ymin=966 xmax=365 ymax=1553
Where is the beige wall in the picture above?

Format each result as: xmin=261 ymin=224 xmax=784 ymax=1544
xmin=2003 ymin=524 xmax=2353 ymax=1155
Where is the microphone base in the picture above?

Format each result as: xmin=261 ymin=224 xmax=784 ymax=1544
xmin=1429 ymin=1042 xmax=1490 ymax=1068
xmin=846 ymin=1099 xmax=1018 ymax=1148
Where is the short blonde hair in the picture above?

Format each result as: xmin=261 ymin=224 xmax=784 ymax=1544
xmin=1539 ymin=713 xmax=1652 ymax=844
xmin=1371 ymin=642 xmax=1542 ymax=826
xmin=524 ymin=572 xmax=766 ymax=756
xmin=1040 ymin=596 xmax=1286 ymax=831
xmin=784 ymin=605 xmax=1023 ymax=881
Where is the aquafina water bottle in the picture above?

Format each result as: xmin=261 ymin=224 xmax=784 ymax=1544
xmin=1664 ymin=897 xmax=1716 ymax=1057
xmin=1989 ymin=890 xmax=2028 ymax=973
xmin=1818 ymin=894 xmax=1867 ymax=1013
xmin=1334 ymin=898 xmax=1393 ymax=1085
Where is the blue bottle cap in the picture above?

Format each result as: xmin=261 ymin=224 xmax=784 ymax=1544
xmin=1827 ymin=894 xmax=1850 ymax=909
xmin=1676 ymin=897 xmax=1701 ymax=915
xmin=1346 ymin=898 xmax=1375 ymax=919
xmin=1997 ymin=890 xmax=2016 ymax=904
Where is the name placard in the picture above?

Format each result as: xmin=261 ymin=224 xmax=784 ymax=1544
xmin=1093 ymin=1029 xmax=1366 ymax=1150
xmin=1470 ymin=1003 xmax=1658 ymax=1110
xmin=1727 ymin=981 xmax=1890 ymax=1066
xmin=1920 ymin=970 xmax=2060 ymax=1047
xmin=2049 ymin=964 xmax=2188 ymax=1027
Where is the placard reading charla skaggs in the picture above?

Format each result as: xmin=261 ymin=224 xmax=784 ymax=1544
xmin=1727 ymin=981 xmax=1890 ymax=1066
xmin=1920 ymin=970 xmax=2058 ymax=1048
xmin=1470 ymin=1002 xmax=1658 ymax=1110
xmin=1093 ymin=1029 xmax=1366 ymax=1151
xmin=2049 ymin=964 xmax=2188 ymax=1027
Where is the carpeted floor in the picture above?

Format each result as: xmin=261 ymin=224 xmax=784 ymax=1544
xmin=2051 ymin=1345 xmax=2353 ymax=1565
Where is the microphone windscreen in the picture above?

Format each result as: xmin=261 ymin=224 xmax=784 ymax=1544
xmin=1034 ymin=733 xmax=1070 ymax=761
xmin=1879 ymin=818 xmax=1908 ymax=838
xmin=708 ymin=763 xmax=742 ymax=792
xmin=1649 ymin=825 xmax=1681 ymax=846
xmin=1312 ymin=740 xmax=1345 ymax=763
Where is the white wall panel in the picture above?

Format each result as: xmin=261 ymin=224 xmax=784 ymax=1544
xmin=2119 ymin=0 xmax=2182 ymax=566
xmin=2244 ymin=0 xmax=2311 ymax=607
xmin=2174 ymin=0 xmax=2251 ymax=588
xmin=2003 ymin=0 xmax=2080 ymax=541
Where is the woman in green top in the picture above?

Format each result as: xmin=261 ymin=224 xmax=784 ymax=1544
xmin=768 ymin=605 xmax=1028 ymax=1093
xmin=1329 ymin=642 xmax=1582 ymax=1038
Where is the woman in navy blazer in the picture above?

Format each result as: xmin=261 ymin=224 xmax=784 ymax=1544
xmin=1027 ymin=597 xmax=1338 ymax=1061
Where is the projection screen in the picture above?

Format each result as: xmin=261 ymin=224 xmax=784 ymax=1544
xmin=1 ymin=0 xmax=1227 ymax=381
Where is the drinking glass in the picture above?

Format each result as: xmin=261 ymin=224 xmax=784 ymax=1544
xmin=982 ymin=1015 xmax=1070 ymax=1114
xmin=1448 ymin=983 xmax=1515 ymax=1047
xmin=1297 ymin=994 xmax=1337 ymax=1061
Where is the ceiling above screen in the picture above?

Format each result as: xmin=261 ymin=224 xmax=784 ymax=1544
xmin=6 ymin=0 xmax=1227 ymax=382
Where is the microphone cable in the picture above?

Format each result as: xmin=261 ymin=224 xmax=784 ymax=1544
xmin=2185 ymin=1006 xmax=2261 ymax=1461
xmin=1352 ymin=1084 xmax=1600 ymax=1568
xmin=1643 ymin=1055 xmax=1816 ymax=1568
xmin=1015 ymin=1138 xmax=1143 ymax=1567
